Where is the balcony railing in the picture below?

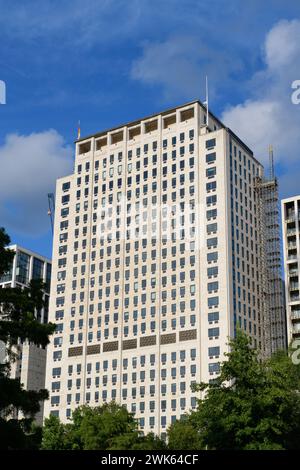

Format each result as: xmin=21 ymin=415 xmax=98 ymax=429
xmin=286 ymin=214 xmax=295 ymax=223
xmin=292 ymin=324 xmax=300 ymax=334
xmin=289 ymin=270 xmax=298 ymax=276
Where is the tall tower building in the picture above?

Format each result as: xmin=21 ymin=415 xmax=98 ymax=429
xmin=254 ymin=147 xmax=287 ymax=356
xmin=282 ymin=195 xmax=300 ymax=344
xmin=45 ymin=100 xmax=282 ymax=436
xmin=0 ymin=245 xmax=51 ymax=424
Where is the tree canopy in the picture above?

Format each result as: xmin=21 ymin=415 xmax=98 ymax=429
xmin=167 ymin=329 xmax=300 ymax=450
xmin=41 ymin=403 xmax=166 ymax=450
xmin=0 ymin=227 xmax=55 ymax=449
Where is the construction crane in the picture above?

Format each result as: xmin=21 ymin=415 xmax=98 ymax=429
xmin=47 ymin=193 xmax=55 ymax=234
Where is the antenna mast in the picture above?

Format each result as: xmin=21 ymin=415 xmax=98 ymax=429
xmin=269 ymin=144 xmax=274 ymax=180
xmin=47 ymin=193 xmax=55 ymax=235
xmin=205 ymin=75 xmax=209 ymax=129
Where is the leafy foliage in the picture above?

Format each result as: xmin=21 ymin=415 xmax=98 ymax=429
xmin=190 ymin=329 xmax=300 ymax=450
xmin=0 ymin=227 xmax=55 ymax=449
xmin=167 ymin=417 xmax=202 ymax=450
xmin=41 ymin=403 xmax=166 ymax=450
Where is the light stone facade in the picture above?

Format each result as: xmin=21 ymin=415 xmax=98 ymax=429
xmin=44 ymin=100 xmax=268 ymax=436
xmin=282 ymin=196 xmax=300 ymax=344
xmin=0 ymin=245 xmax=51 ymax=424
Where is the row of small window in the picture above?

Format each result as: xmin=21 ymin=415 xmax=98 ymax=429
xmin=57 ymin=319 xmax=198 ymax=343
xmin=56 ymin=291 xmax=218 ymax=314
xmin=66 ymin=397 xmax=196 ymax=415
xmin=53 ymin=334 xmax=219 ymax=362
xmin=57 ymin=281 xmax=199 ymax=296
xmin=57 ymin=320 xmax=215 ymax=340
xmin=51 ymin=410 xmax=191 ymax=428
xmin=54 ymin=309 xmax=220 ymax=325
xmin=51 ymin=394 xmax=197 ymax=415
xmin=52 ymin=350 xmax=198 ymax=379
xmin=232 ymin=211 xmax=257 ymax=234
xmin=98 ymin=183 xmax=197 ymax=199
xmin=62 ymin=175 xmax=214 ymax=209
xmin=127 ymin=171 xmax=196 ymax=187
xmin=52 ymin=365 xmax=198 ymax=391
xmin=63 ymin=191 xmax=198 ymax=214
xmin=56 ymin=287 xmax=198 ymax=304
xmin=51 ymin=381 xmax=194 ymax=406
xmin=78 ymin=131 xmax=196 ymax=168
xmin=56 ymin=292 xmax=219 ymax=309
xmin=53 ymin=325 xmax=220 ymax=351
xmin=56 ymin=303 xmax=198 ymax=324
xmin=51 ymin=356 xmax=220 ymax=386
xmin=58 ymin=249 xmax=198 ymax=267
xmin=236 ymin=317 xmax=258 ymax=334
xmin=230 ymin=140 xmax=260 ymax=172
xmin=231 ymin=185 xmax=256 ymax=209
xmin=60 ymin=218 xmax=198 ymax=237
xmin=231 ymin=213 xmax=256 ymax=236
xmin=62 ymin=185 xmax=200 ymax=204
xmin=60 ymin=182 xmax=217 ymax=221
xmin=230 ymin=149 xmax=259 ymax=173
xmin=230 ymin=167 xmax=256 ymax=187
xmin=70 ymin=219 xmax=197 ymax=237
xmin=58 ymin=241 xmax=212 ymax=266
xmin=57 ymin=281 xmax=219 ymax=298
xmin=55 ymin=297 xmax=199 ymax=319
xmin=59 ymin=269 xmax=198 ymax=285
xmin=76 ymin=165 xmax=198 ymax=189
xmin=58 ymin=238 xmax=212 ymax=265
xmin=57 ymin=265 xmax=218 ymax=286
xmin=230 ymin=173 xmax=255 ymax=196
xmin=64 ymin=163 xmax=216 ymax=210
xmin=92 ymin=153 xmax=197 ymax=183
xmin=67 ymin=313 xmax=197 ymax=329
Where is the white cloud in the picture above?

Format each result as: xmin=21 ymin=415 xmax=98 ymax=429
xmin=131 ymin=35 xmax=242 ymax=101
xmin=221 ymin=19 xmax=300 ymax=193
xmin=265 ymin=19 xmax=300 ymax=70
xmin=0 ymin=130 xmax=72 ymax=236
xmin=131 ymin=37 xmax=203 ymax=100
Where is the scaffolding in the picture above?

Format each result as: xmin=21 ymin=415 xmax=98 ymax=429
xmin=255 ymin=146 xmax=287 ymax=358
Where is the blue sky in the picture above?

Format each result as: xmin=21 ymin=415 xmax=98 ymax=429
xmin=1 ymin=0 xmax=300 ymax=259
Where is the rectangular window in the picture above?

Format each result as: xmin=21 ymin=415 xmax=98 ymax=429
xmin=208 ymin=297 xmax=219 ymax=308
xmin=207 ymin=237 xmax=218 ymax=248
xmin=206 ymin=181 xmax=217 ymax=191
xmin=206 ymin=152 xmax=216 ymax=164
xmin=206 ymin=167 xmax=216 ymax=178
xmin=208 ymin=327 xmax=219 ymax=337
xmin=208 ymin=281 xmax=219 ymax=293
xmin=207 ymin=223 xmax=217 ymax=234
xmin=207 ymin=251 xmax=218 ymax=262
xmin=208 ymin=311 xmax=219 ymax=322
xmin=207 ymin=266 xmax=218 ymax=277
xmin=208 ymin=346 xmax=220 ymax=356
xmin=206 ymin=138 xmax=216 ymax=149
xmin=209 ymin=362 xmax=220 ymax=373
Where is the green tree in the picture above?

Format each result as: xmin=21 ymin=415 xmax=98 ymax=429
xmin=0 ymin=227 xmax=55 ymax=449
xmin=167 ymin=417 xmax=202 ymax=450
xmin=41 ymin=415 xmax=71 ymax=450
xmin=191 ymin=329 xmax=300 ymax=450
xmin=41 ymin=403 xmax=165 ymax=450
